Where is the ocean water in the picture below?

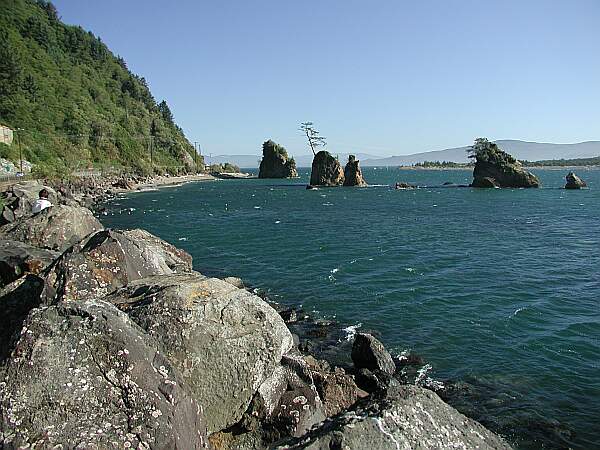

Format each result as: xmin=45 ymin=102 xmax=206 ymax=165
xmin=101 ymin=167 xmax=600 ymax=449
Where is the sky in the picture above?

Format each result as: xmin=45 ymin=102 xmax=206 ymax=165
xmin=53 ymin=0 xmax=600 ymax=158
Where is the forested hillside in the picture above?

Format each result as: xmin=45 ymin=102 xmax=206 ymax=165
xmin=0 ymin=0 xmax=202 ymax=176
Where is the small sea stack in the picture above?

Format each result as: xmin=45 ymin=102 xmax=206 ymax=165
xmin=309 ymin=150 xmax=344 ymax=186
xmin=258 ymin=140 xmax=298 ymax=178
xmin=468 ymin=138 xmax=540 ymax=188
xmin=565 ymin=172 xmax=587 ymax=189
xmin=343 ymin=155 xmax=367 ymax=187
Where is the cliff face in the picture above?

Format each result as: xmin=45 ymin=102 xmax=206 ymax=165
xmin=0 ymin=0 xmax=201 ymax=174
xmin=469 ymin=139 xmax=540 ymax=188
xmin=258 ymin=140 xmax=298 ymax=178
xmin=309 ymin=151 xmax=344 ymax=186
xmin=343 ymin=155 xmax=367 ymax=186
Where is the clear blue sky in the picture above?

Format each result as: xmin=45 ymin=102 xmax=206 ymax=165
xmin=54 ymin=0 xmax=599 ymax=157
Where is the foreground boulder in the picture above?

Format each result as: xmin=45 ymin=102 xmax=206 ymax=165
xmin=0 ymin=299 xmax=209 ymax=449
xmin=343 ymin=155 xmax=367 ymax=187
xmin=43 ymin=229 xmax=192 ymax=302
xmin=0 ymin=274 xmax=45 ymax=361
xmin=107 ymin=273 xmax=294 ymax=433
xmin=278 ymin=385 xmax=512 ymax=449
xmin=213 ymin=353 xmax=362 ymax=449
xmin=565 ymin=172 xmax=587 ymax=189
xmin=309 ymin=151 xmax=344 ymax=186
xmin=0 ymin=181 xmax=58 ymax=224
xmin=0 ymin=240 xmax=58 ymax=287
xmin=352 ymin=333 xmax=396 ymax=375
xmin=0 ymin=205 xmax=103 ymax=252
xmin=259 ymin=140 xmax=298 ymax=178
xmin=469 ymin=138 xmax=539 ymax=188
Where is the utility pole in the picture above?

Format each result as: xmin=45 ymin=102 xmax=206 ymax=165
xmin=150 ymin=136 xmax=154 ymax=173
xmin=193 ymin=141 xmax=198 ymax=172
xmin=16 ymin=128 xmax=23 ymax=174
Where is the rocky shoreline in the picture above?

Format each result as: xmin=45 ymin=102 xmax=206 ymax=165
xmin=0 ymin=177 xmax=513 ymax=449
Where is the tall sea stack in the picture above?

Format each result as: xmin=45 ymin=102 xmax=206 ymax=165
xmin=309 ymin=151 xmax=344 ymax=186
xmin=258 ymin=140 xmax=298 ymax=178
xmin=343 ymin=155 xmax=367 ymax=187
xmin=469 ymin=138 xmax=540 ymax=188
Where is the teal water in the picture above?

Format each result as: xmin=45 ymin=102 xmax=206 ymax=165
xmin=101 ymin=168 xmax=600 ymax=449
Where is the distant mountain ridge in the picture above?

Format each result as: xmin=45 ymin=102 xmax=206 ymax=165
xmin=205 ymin=141 xmax=600 ymax=169
xmin=361 ymin=140 xmax=600 ymax=166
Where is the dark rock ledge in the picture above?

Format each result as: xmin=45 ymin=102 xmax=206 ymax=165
xmin=0 ymin=183 xmax=513 ymax=450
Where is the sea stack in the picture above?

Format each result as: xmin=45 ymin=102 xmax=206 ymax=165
xmin=309 ymin=150 xmax=344 ymax=186
xmin=469 ymin=138 xmax=540 ymax=188
xmin=343 ymin=155 xmax=367 ymax=187
xmin=565 ymin=172 xmax=587 ymax=189
xmin=258 ymin=140 xmax=298 ymax=178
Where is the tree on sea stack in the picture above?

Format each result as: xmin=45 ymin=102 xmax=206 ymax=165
xmin=468 ymin=138 xmax=540 ymax=188
xmin=300 ymin=122 xmax=327 ymax=156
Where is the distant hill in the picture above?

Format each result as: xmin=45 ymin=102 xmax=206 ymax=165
xmin=361 ymin=140 xmax=600 ymax=166
xmin=0 ymin=0 xmax=201 ymax=176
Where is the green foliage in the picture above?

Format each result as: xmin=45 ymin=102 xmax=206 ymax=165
xmin=262 ymin=139 xmax=289 ymax=157
xmin=0 ymin=0 xmax=202 ymax=175
xmin=521 ymin=156 xmax=600 ymax=167
xmin=467 ymin=138 xmax=517 ymax=165
xmin=208 ymin=163 xmax=240 ymax=174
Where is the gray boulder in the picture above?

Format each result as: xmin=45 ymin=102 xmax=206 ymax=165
xmin=278 ymin=385 xmax=512 ymax=449
xmin=43 ymin=229 xmax=192 ymax=303
xmin=0 ymin=274 xmax=45 ymax=362
xmin=106 ymin=273 xmax=294 ymax=433
xmin=0 ymin=205 xmax=103 ymax=252
xmin=343 ymin=155 xmax=367 ymax=187
xmin=309 ymin=151 xmax=344 ymax=186
xmin=0 ymin=181 xmax=58 ymax=222
xmin=258 ymin=140 xmax=298 ymax=179
xmin=352 ymin=333 xmax=396 ymax=375
xmin=214 ymin=354 xmax=329 ymax=449
xmin=0 ymin=299 xmax=209 ymax=449
xmin=0 ymin=240 xmax=58 ymax=287
xmin=565 ymin=172 xmax=587 ymax=189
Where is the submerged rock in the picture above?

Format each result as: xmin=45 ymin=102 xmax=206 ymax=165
xmin=277 ymin=385 xmax=512 ymax=449
xmin=309 ymin=151 xmax=344 ymax=187
xmin=565 ymin=172 xmax=587 ymax=189
xmin=0 ymin=205 xmax=103 ymax=252
xmin=258 ymin=140 xmax=298 ymax=178
xmin=43 ymin=228 xmax=192 ymax=302
xmin=469 ymin=138 xmax=539 ymax=188
xmin=343 ymin=155 xmax=367 ymax=187
xmin=0 ymin=240 xmax=58 ymax=287
xmin=0 ymin=299 xmax=209 ymax=449
xmin=352 ymin=333 xmax=396 ymax=375
xmin=395 ymin=182 xmax=415 ymax=190
xmin=107 ymin=273 xmax=294 ymax=433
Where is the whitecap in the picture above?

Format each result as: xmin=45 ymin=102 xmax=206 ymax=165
xmin=331 ymin=268 xmax=339 ymax=274
xmin=511 ymin=306 xmax=526 ymax=318
xmin=343 ymin=323 xmax=362 ymax=341
xmin=275 ymin=220 xmax=281 ymax=224
xmin=254 ymin=206 xmax=261 ymax=209
xmin=178 ymin=237 xmax=188 ymax=241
